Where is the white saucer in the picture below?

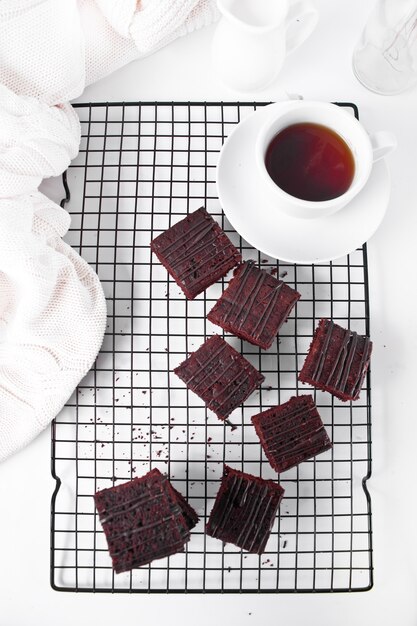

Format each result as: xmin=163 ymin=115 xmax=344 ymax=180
xmin=217 ymin=105 xmax=390 ymax=264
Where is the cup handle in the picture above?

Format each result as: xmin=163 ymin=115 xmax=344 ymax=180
xmin=370 ymin=131 xmax=397 ymax=162
xmin=285 ymin=0 xmax=319 ymax=54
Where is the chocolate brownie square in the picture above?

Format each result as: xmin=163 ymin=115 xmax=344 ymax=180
xmin=94 ymin=469 xmax=198 ymax=573
xmin=299 ymin=318 xmax=372 ymax=401
xmin=252 ymin=395 xmax=332 ymax=473
xmin=174 ymin=335 xmax=264 ymax=421
xmin=206 ymin=465 xmax=284 ymax=554
xmin=207 ymin=261 xmax=300 ymax=349
xmin=150 ymin=207 xmax=241 ymax=299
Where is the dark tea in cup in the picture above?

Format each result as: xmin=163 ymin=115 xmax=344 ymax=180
xmin=265 ymin=122 xmax=355 ymax=202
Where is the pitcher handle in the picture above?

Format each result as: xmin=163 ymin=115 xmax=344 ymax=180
xmin=285 ymin=0 xmax=319 ymax=54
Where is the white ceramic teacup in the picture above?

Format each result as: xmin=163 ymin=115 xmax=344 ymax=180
xmin=255 ymin=101 xmax=396 ymax=219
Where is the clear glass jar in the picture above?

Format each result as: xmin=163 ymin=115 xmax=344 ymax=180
xmin=353 ymin=0 xmax=417 ymax=95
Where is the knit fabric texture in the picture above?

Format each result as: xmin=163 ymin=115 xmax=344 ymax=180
xmin=0 ymin=0 xmax=219 ymax=462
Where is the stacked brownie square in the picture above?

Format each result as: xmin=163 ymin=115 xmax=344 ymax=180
xmin=94 ymin=469 xmax=198 ymax=573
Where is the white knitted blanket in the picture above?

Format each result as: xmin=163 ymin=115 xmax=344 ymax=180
xmin=0 ymin=0 xmax=219 ymax=462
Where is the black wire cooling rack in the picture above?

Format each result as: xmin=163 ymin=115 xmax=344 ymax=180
xmin=50 ymin=101 xmax=373 ymax=593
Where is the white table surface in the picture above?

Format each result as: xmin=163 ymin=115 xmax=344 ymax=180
xmin=2 ymin=1 xmax=417 ymax=624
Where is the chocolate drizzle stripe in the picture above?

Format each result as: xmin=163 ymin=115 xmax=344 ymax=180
xmin=222 ymin=262 xmax=254 ymax=323
xmin=109 ymin=513 xmax=182 ymax=545
xmin=254 ymin=402 xmax=314 ymax=434
xmin=100 ymin=486 xmax=167 ymax=520
xmin=350 ymin=337 xmax=371 ymax=396
xmin=235 ymin=484 xmax=269 ymax=547
xmin=182 ymin=340 xmax=228 ymax=385
xmin=114 ymin=542 xmax=184 ymax=568
xmin=259 ymin=414 xmax=324 ymax=440
xmin=212 ymin=366 xmax=257 ymax=409
xmin=177 ymin=244 xmax=234 ymax=282
xmin=99 ymin=491 xmax=165 ymax=523
xmin=173 ymin=237 xmax=217 ymax=269
xmin=269 ymin=446 xmax=329 ymax=465
xmin=337 ymin=332 xmax=358 ymax=391
xmin=197 ymin=360 xmax=237 ymax=398
xmin=246 ymin=494 xmax=277 ymax=552
xmin=311 ymin=320 xmax=334 ymax=380
xmin=262 ymin=417 xmax=324 ymax=441
xmin=266 ymin=431 xmax=331 ymax=456
xmin=112 ymin=535 xmax=185 ymax=561
xmin=209 ymin=474 xmax=242 ymax=535
xmin=271 ymin=440 xmax=332 ymax=460
xmin=235 ymin=480 xmax=251 ymax=509
xmin=251 ymin=282 xmax=284 ymax=340
xmin=234 ymin=269 xmax=268 ymax=328
xmin=158 ymin=215 xmax=213 ymax=255
xmin=324 ymin=329 xmax=351 ymax=386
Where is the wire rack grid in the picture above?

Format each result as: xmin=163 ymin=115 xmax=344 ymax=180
xmin=50 ymin=101 xmax=373 ymax=593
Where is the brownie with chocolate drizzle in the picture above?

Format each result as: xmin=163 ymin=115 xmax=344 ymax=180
xmin=94 ymin=469 xmax=198 ymax=573
xmin=174 ymin=334 xmax=264 ymax=421
xmin=206 ymin=465 xmax=284 ymax=554
xmin=252 ymin=395 xmax=332 ymax=473
xmin=207 ymin=261 xmax=300 ymax=349
xmin=150 ymin=207 xmax=241 ymax=299
xmin=299 ymin=318 xmax=372 ymax=401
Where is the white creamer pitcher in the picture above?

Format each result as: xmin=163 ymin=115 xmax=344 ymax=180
xmin=212 ymin=0 xmax=319 ymax=92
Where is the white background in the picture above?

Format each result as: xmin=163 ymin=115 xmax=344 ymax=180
xmin=1 ymin=0 xmax=417 ymax=624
